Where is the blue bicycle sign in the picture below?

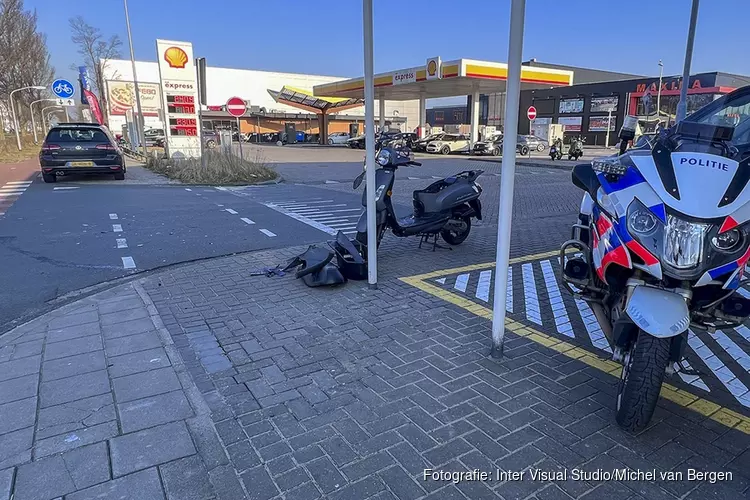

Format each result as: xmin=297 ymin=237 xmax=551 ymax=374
xmin=51 ymin=79 xmax=75 ymax=99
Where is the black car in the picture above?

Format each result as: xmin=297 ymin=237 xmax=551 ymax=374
xmin=472 ymin=134 xmax=530 ymax=156
xmin=346 ymin=130 xmax=400 ymax=149
xmin=39 ymin=124 xmax=125 ymax=183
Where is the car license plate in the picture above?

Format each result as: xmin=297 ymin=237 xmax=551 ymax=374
xmin=69 ymin=161 xmax=94 ymax=167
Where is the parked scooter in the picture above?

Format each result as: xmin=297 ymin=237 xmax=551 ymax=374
xmin=568 ymin=136 xmax=585 ymax=160
xmin=549 ymin=138 xmax=563 ymax=160
xmin=352 ymin=145 xmax=483 ymax=249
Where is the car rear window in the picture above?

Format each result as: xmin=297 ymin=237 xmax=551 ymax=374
xmin=47 ymin=128 xmax=110 ymax=143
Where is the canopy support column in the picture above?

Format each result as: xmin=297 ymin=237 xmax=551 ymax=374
xmin=419 ymin=94 xmax=427 ymax=138
xmin=470 ymin=89 xmax=480 ymax=145
xmin=378 ymin=97 xmax=385 ymax=132
xmin=319 ymin=112 xmax=329 ymax=145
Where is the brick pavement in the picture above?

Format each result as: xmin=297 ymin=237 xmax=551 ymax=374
xmin=2 ymin=230 xmax=750 ymax=498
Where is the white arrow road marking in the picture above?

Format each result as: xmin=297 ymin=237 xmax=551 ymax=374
xmin=121 ymin=256 xmax=136 ymax=269
xmin=435 ymin=277 xmax=446 ymax=284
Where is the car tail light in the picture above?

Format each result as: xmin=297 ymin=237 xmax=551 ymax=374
xmin=41 ymin=143 xmax=60 ymax=152
xmin=95 ymin=144 xmax=117 ymax=150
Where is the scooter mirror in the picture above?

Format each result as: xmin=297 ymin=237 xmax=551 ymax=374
xmin=353 ymin=171 xmax=365 ymax=189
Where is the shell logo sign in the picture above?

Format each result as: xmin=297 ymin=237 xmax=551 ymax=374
xmin=164 ymin=46 xmax=188 ymax=69
xmin=426 ymin=57 xmax=441 ymax=80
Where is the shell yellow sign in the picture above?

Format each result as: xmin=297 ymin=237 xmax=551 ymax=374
xmin=426 ymin=57 xmax=441 ymax=80
xmin=163 ymin=46 xmax=189 ymax=69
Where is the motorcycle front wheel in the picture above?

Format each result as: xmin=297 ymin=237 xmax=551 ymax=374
xmin=616 ymin=332 xmax=671 ymax=432
xmin=441 ymin=216 xmax=471 ymax=245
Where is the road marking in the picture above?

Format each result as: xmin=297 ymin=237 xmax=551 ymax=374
xmin=52 ymin=187 xmax=79 ymax=190
xmin=259 ymin=229 xmax=276 ymax=237
xmin=313 ymin=218 xmax=353 ymax=224
xmin=116 ymin=238 xmax=128 ymax=249
xmin=435 ymin=278 xmax=446 ymax=284
xmin=263 ymin=203 xmax=339 ymax=236
xmin=109 ymin=213 xmax=118 ymax=220
xmin=225 ymin=209 xmax=238 ymax=215
xmin=688 ymin=330 xmax=749 ymax=408
xmin=540 ymin=259 xmax=574 ymax=338
xmin=399 ymin=251 xmax=750 ymax=435
xmin=522 ymin=263 xmax=542 ymax=325
xmin=454 ymin=273 xmax=469 ymax=292
xmin=112 ymin=224 xmax=122 ymax=232
xmin=121 ymin=256 xmax=136 ymax=269
xmin=329 ymin=225 xmax=357 ymax=231
xmin=476 ymin=270 xmax=491 ymax=302
xmin=0 ymin=190 xmax=25 ymax=196
xmin=5 ymin=181 xmax=32 ymax=185
xmin=240 ymin=218 xmax=255 ymax=225
xmin=325 ymin=180 xmax=340 ymax=184
xmin=185 ymin=188 xmax=192 ymax=191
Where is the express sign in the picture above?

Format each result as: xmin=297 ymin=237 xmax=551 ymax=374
xmin=393 ymin=70 xmax=416 ymax=85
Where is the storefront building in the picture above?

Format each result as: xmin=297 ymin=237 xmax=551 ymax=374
xmin=517 ymin=72 xmax=749 ymax=144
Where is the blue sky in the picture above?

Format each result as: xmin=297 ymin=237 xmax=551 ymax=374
xmin=28 ymin=0 xmax=750 ymax=93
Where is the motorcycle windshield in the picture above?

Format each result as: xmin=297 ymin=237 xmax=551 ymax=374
xmin=629 ymin=86 xmax=750 ymax=219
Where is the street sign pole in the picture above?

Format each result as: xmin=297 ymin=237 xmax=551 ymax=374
xmin=196 ymin=57 xmax=207 ymax=168
xmin=123 ymin=0 xmax=147 ymax=156
xmin=676 ymin=0 xmax=699 ymax=124
xmin=605 ymin=110 xmax=612 ymax=148
xmin=491 ymin=0 xmax=525 ymax=358
xmin=363 ymin=0 xmax=377 ymax=288
xmin=236 ymin=117 xmax=243 ymax=161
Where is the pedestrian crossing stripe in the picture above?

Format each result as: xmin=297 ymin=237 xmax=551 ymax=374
xmin=399 ymin=249 xmax=750 ymax=435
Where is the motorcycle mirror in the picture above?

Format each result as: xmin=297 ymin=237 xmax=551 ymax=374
xmin=353 ymin=171 xmax=365 ymax=189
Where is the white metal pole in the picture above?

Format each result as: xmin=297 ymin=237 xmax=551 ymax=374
xmin=676 ymin=0 xmax=699 ymax=124
xmin=237 ymin=116 xmax=243 ymax=161
xmin=10 ymin=89 xmax=22 ymax=150
xmin=195 ymin=59 xmax=206 ymax=167
xmin=378 ymin=96 xmax=385 ymax=132
xmin=363 ymin=0 xmax=377 ymax=287
xmin=29 ymin=102 xmax=39 ymax=144
xmin=656 ymin=60 xmax=663 ymax=122
xmin=605 ymin=109 xmax=612 ymax=148
xmin=490 ymin=0 xmax=525 ymax=358
xmin=124 ymin=0 xmax=147 ymax=155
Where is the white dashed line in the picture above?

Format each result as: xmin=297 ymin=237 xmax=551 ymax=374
xmin=240 ymin=218 xmax=255 ymax=225
xmin=259 ymin=229 xmax=276 ymax=237
xmin=52 ymin=187 xmax=79 ymax=190
xmin=185 ymin=188 xmax=192 ymax=191
xmin=225 ymin=209 xmax=238 ymax=215
xmin=5 ymin=181 xmax=32 ymax=185
xmin=116 ymin=238 xmax=128 ymax=249
xmin=109 ymin=213 xmax=118 ymax=220
xmin=121 ymin=256 xmax=136 ymax=269
xmin=112 ymin=224 xmax=123 ymax=233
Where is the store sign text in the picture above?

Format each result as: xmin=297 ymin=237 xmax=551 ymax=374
xmin=636 ymin=79 xmax=702 ymax=93
xmin=393 ymin=70 xmax=416 ymax=85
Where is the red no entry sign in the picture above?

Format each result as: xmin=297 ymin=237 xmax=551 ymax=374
xmin=527 ymin=106 xmax=537 ymax=121
xmin=226 ymin=96 xmax=247 ymax=117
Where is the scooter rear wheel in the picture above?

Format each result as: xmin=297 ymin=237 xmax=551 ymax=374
xmin=441 ymin=216 xmax=471 ymax=245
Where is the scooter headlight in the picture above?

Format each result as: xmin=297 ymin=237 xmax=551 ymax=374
xmin=376 ymin=150 xmax=391 ymax=166
xmin=712 ymin=229 xmax=742 ymax=252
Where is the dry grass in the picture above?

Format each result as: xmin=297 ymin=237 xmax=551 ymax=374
xmin=145 ymin=149 xmax=277 ymax=185
xmin=0 ymin=134 xmax=40 ymax=164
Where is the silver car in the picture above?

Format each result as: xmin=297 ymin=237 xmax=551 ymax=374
xmin=522 ymin=135 xmax=548 ymax=151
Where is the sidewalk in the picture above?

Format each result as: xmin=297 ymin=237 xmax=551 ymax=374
xmin=1 ymin=239 xmax=749 ymax=499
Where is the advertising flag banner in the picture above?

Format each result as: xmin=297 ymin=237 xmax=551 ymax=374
xmin=84 ymin=89 xmax=104 ymax=124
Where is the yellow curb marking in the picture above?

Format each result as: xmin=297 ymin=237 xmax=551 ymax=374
xmin=399 ymin=250 xmax=750 ymax=435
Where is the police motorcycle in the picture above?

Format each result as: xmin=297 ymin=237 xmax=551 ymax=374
xmin=568 ymin=135 xmax=585 ymax=160
xmin=560 ymin=86 xmax=750 ymax=431
xmin=353 ymin=142 xmax=483 ymax=249
xmin=549 ymin=137 xmax=564 ymax=160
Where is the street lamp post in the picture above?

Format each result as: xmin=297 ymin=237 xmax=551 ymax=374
xmin=41 ymin=105 xmax=63 ymax=130
xmin=10 ymin=85 xmax=47 ymax=150
xmin=676 ymin=0 xmax=700 ymax=124
xmin=656 ymin=60 xmax=663 ymax=124
xmin=30 ymin=98 xmax=56 ymax=143
xmin=123 ymin=0 xmax=147 ymax=155
xmin=362 ymin=0 xmax=377 ymax=287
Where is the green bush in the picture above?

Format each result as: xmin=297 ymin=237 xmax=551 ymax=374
xmin=146 ymin=149 xmax=277 ymax=185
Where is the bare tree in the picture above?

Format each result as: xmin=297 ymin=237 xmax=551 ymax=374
xmin=69 ymin=16 xmax=122 ymax=123
xmin=0 ymin=0 xmax=54 ymax=131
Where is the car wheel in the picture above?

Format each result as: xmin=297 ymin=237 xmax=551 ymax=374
xmin=520 ymin=146 xmax=529 ymax=155
xmin=441 ymin=145 xmax=451 ymax=155
xmin=537 ymin=144 xmax=545 ymax=151
xmin=328 ymin=139 xmax=334 ymax=145
xmin=492 ymin=147 xmax=501 ymax=156
xmin=42 ymin=172 xmax=56 ymax=183
xmin=114 ymin=171 xmax=125 ymax=180
xmin=206 ymin=140 xmax=217 ymax=149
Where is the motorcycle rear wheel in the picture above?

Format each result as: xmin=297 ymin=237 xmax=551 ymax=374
xmin=441 ymin=216 xmax=471 ymax=245
xmin=616 ymin=332 xmax=671 ymax=432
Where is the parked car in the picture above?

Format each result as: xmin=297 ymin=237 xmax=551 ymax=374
xmin=425 ymin=134 xmax=470 ymax=154
xmin=39 ymin=123 xmax=125 ymax=183
xmin=346 ymin=131 xmax=400 ymax=149
xmin=472 ymin=134 xmax=503 ymax=156
xmin=522 ymin=135 xmax=548 ymax=151
xmin=413 ymin=133 xmax=444 ymax=152
xmin=203 ymin=130 xmax=220 ymax=149
xmin=327 ymin=132 xmax=350 ymax=145
xmin=144 ymin=128 xmax=165 ymax=146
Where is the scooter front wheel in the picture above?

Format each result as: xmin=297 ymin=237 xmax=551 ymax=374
xmin=441 ymin=216 xmax=471 ymax=245
xmin=355 ymin=224 xmax=385 ymax=248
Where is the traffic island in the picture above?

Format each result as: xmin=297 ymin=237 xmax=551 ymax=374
xmin=145 ymin=150 xmax=277 ymax=185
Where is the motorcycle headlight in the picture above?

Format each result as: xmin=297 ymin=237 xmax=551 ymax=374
xmin=712 ymin=229 xmax=742 ymax=252
xmin=376 ymin=150 xmax=390 ymax=166
xmin=628 ymin=208 xmax=658 ymax=236
xmin=663 ymin=215 xmax=708 ymax=269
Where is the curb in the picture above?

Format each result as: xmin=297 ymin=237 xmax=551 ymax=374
xmin=465 ymin=156 xmax=576 ymax=171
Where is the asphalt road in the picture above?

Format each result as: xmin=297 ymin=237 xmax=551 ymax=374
xmin=0 ymin=156 xmax=584 ymax=332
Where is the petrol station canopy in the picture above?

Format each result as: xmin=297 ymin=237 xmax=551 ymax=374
xmin=267 ymin=86 xmax=364 ymax=114
xmin=313 ymin=57 xmax=575 ymax=100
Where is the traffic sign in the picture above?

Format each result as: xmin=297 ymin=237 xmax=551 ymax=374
xmin=52 ymin=79 xmax=75 ymax=99
xmin=56 ymin=98 xmax=75 ymax=107
xmin=527 ymin=106 xmax=537 ymax=121
xmin=225 ymin=97 xmax=246 ymax=117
